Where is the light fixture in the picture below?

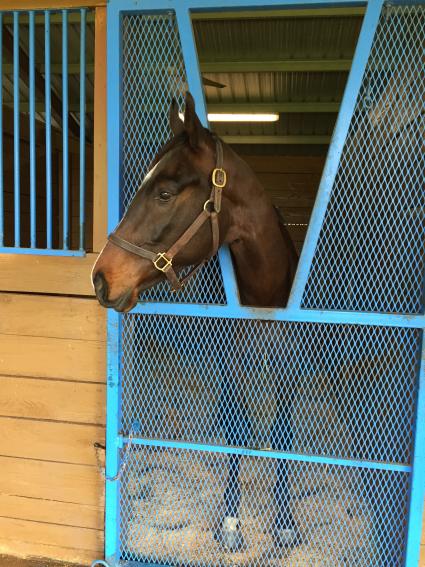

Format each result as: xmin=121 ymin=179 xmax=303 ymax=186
xmin=179 ymin=112 xmax=279 ymax=122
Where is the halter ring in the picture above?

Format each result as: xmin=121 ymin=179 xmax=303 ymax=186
xmin=203 ymin=199 xmax=216 ymax=214
xmin=153 ymin=252 xmax=173 ymax=272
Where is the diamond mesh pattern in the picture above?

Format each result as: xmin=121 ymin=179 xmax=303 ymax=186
xmin=303 ymin=5 xmax=425 ymax=313
xmin=121 ymin=315 xmax=420 ymax=465
xmin=121 ymin=13 xmax=226 ymax=305
xmin=119 ymin=447 xmax=409 ymax=566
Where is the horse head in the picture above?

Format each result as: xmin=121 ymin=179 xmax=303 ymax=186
xmin=92 ymin=92 xmax=233 ymax=312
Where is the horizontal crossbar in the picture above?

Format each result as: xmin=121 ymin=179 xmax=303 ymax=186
xmin=130 ymin=300 xmax=425 ymax=329
xmin=119 ymin=436 xmax=411 ymax=473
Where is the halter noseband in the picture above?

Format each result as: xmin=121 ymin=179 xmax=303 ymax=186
xmin=108 ymin=139 xmax=227 ymax=292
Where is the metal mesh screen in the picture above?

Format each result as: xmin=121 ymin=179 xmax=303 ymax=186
xmin=302 ymin=5 xmax=425 ymax=314
xmin=121 ymin=315 xmax=420 ymax=466
xmin=121 ymin=13 xmax=225 ymax=304
xmin=119 ymin=448 xmax=409 ymax=566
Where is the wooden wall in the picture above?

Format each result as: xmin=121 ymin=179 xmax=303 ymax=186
xmin=0 ymin=292 xmax=106 ymax=564
xmin=0 ymin=4 xmax=108 ymax=563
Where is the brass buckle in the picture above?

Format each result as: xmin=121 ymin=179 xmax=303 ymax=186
xmin=212 ymin=168 xmax=227 ymax=188
xmin=153 ymin=252 xmax=172 ymax=272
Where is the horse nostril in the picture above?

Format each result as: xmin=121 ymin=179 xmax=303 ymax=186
xmin=93 ymin=271 xmax=107 ymax=301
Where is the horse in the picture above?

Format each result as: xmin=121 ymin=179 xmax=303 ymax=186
xmin=92 ymin=92 xmax=300 ymax=551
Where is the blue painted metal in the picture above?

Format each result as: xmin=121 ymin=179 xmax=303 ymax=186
xmin=29 ymin=11 xmax=36 ymax=248
xmin=130 ymin=300 xmax=425 ymax=329
xmin=13 ymin=12 xmax=20 ymax=248
xmin=79 ymin=9 xmax=87 ymax=251
xmin=45 ymin=10 xmax=53 ymax=250
xmin=104 ymin=1 xmax=425 ymax=566
xmin=105 ymin=309 xmax=122 ymax=563
xmin=122 ymin=437 xmax=411 ymax=473
xmin=0 ymin=8 xmax=89 ymax=255
xmin=62 ymin=10 xmax=69 ymax=250
xmin=0 ymin=247 xmax=86 ymax=257
xmin=405 ymin=333 xmax=425 ymax=567
xmin=104 ymin=7 xmax=122 ymax=563
xmin=0 ymin=12 xmax=3 ymax=248
xmin=287 ymin=0 xmax=384 ymax=309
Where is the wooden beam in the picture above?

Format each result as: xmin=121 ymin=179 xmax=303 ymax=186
xmin=0 ymin=253 xmax=98 ymax=295
xmin=0 ymin=374 xmax=106 ymax=424
xmin=207 ymin=102 xmax=340 ymax=113
xmin=191 ymin=7 xmax=365 ymax=19
xmin=201 ymin=58 xmax=351 ymax=73
xmin=223 ymin=135 xmax=331 ymax=144
xmin=2 ymin=28 xmax=81 ymax=138
xmin=92 ymin=6 xmax=108 ymax=252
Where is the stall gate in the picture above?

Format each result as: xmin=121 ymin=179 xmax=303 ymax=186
xmin=102 ymin=1 xmax=425 ymax=566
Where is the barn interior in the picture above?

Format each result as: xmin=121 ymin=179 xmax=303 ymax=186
xmin=1 ymin=6 xmax=363 ymax=257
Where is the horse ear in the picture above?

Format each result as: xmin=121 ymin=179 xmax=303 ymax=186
xmin=169 ymin=98 xmax=184 ymax=137
xmin=183 ymin=92 xmax=206 ymax=149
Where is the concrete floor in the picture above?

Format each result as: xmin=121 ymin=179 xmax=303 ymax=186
xmin=0 ymin=557 xmax=86 ymax=567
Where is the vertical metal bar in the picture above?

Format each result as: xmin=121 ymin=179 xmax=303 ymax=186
xmin=79 ymin=8 xmax=86 ymax=251
xmin=405 ymin=332 xmax=425 ymax=566
xmin=29 ymin=11 xmax=36 ymax=248
xmin=175 ymin=3 xmax=241 ymax=307
xmin=286 ymin=0 xmax=384 ymax=309
xmin=62 ymin=9 xmax=69 ymax=250
xmin=13 ymin=11 xmax=20 ymax=247
xmin=45 ymin=10 xmax=52 ymax=249
xmin=0 ymin=13 xmax=3 ymax=247
xmin=105 ymin=3 xmax=122 ymax=563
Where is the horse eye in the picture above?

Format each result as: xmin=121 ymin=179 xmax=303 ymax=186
xmin=159 ymin=191 xmax=172 ymax=202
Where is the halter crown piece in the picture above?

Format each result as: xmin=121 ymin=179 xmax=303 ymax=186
xmin=108 ymin=139 xmax=227 ymax=292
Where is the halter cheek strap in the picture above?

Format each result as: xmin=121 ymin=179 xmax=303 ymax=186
xmin=108 ymin=139 xmax=227 ymax=292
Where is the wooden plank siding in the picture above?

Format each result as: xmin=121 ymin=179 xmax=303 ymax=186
xmin=0 ymin=293 xmax=106 ymax=563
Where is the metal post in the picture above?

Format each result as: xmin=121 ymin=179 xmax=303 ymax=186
xmin=0 ymin=13 xmax=3 ymax=247
xmin=404 ymin=333 xmax=425 ymax=567
xmin=79 ymin=8 xmax=87 ymax=251
xmin=13 ymin=11 xmax=20 ymax=247
xmin=62 ymin=10 xmax=69 ymax=250
xmin=286 ymin=0 xmax=384 ymax=308
xmin=175 ymin=3 xmax=241 ymax=307
xmin=45 ymin=10 xmax=52 ymax=249
xmin=29 ymin=11 xmax=36 ymax=248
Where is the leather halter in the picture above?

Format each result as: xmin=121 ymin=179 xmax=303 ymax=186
xmin=108 ymin=139 xmax=227 ymax=292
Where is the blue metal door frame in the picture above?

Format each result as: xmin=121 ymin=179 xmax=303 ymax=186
xmin=101 ymin=1 xmax=425 ymax=565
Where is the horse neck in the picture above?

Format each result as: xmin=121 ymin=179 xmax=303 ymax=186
xmin=223 ymin=153 xmax=297 ymax=308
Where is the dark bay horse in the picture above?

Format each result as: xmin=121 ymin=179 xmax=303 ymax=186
xmin=92 ymin=92 xmax=299 ymax=550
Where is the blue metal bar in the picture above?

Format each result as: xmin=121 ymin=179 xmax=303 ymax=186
xmin=110 ymin=0 xmax=366 ymax=11
xmin=175 ymin=4 xmax=207 ymax=124
xmin=404 ymin=333 xmax=425 ymax=566
xmin=120 ymin=436 xmax=411 ymax=473
xmin=105 ymin=7 xmax=122 ymax=564
xmin=45 ymin=11 xmax=52 ymax=249
xmin=62 ymin=10 xmax=69 ymax=250
xmin=0 ymin=247 xmax=86 ymax=257
xmin=29 ymin=11 xmax=36 ymax=248
xmin=287 ymin=0 xmax=384 ymax=308
xmin=13 ymin=12 xmax=20 ymax=248
xmin=79 ymin=9 xmax=86 ymax=251
xmin=105 ymin=311 xmax=122 ymax=563
xmin=175 ymin=4 xmax=241 ymax=307
xmin=130 ymin=299 xmax=425 ymax=329
xmin=0 ymin=13 xmax=3 ymax=247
